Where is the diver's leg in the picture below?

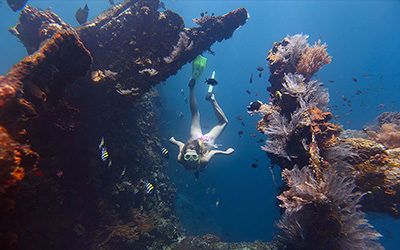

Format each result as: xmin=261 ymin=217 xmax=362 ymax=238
xmin=205 ymin=94 xmax=228 ymax=140
xmin=189 ymin=79 xmax=202 ymax=139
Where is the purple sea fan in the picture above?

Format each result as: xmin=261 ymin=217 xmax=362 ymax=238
xmin=261 ymin=110 xmax=291 ymax=159
xmin=282 ymin=73 xmax=308 ymax=97
xmin=277 ymin=166 xmax=383 ymax=250
xmin=282 ymin=73 xmax=329 ymax=110
xmin=300 ymin=79 xmax=329 ymax=110
xmin=273 ymin=34 xmax=309 ymax=67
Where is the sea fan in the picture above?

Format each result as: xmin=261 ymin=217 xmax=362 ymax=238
xmin=376 ymin=112 xmax=400 ymax=127
xmin=276 ymin=34 xmax=309 ymax=67
xmin=277 ymin=166 xmax=382 ymax=250
xmin=296 ymin=40 xmax=332 ymax=78
xmin=282 ymin=73 xmax=329 ymax=110
xmin=367 ymin=123 xmax=400 ymax=149
xmin=323 ymin=142 xmax=359 ymax=172
xmin=301 ymin=80 xmax=329 ymax=110
xmin=261 ymin=111 xmax=291 ymax=159
xmin=282 ymin=73 xmax=308 ymax=96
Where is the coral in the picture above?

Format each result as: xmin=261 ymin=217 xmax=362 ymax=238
xmin=277 ymin=166 xmax=383 ymax=250
xmin=261 ymin=110 xmax=291 ymax=159
xmin=254 ymin=34 xmax=388 ymax=248
xmin=367 ymin=123 xmax=400 ymax=149
xmin=268 ymin=34 xmax=309 ymax=67
xmin=100 ymin=209 xmax=155 ymax=247
xmin=296 ymin=40 xmax=332 ymax=78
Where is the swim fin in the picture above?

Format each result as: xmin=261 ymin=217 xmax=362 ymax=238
xmin=192 ymin=55 xmax=207 ymax=80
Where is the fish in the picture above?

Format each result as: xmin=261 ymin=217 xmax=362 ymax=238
xmin=257 ymin=139 xmax=264 ymax=143
xmin=355 ymin=90 xmax=362 ymax=95
xmin=236 ymin=115 xmax=243 ymax=121
xmin=200 ymin=12 xmax=204 ymax=17
xmin=246 ymin=90 xmax=251 ymax=95
xmin=241 ymin=122 xmax=245 ymax=126
xmin=250 ymin=133 xmax=256 ymax=138
xmin=180 ymin=88 xmax=184 ymax=95
xmin=247 ymin=100 xmax=262 ymax=112
xmin=145 ymin=181 xmax=154 ymax=194
xmin=7 ymin=0 xmax=28 ymax=12
xmin=215 ymin=201 xmax=220 ymax=207
xmin=108 ymin=0 xmax=115 ymax=5
xmin=258 ymin=72 xmax=262 ymax=78
xmin=249 ymin=73 xmax=253 ymax=83
xmin=251 ymin=163 xmax=258 ymax=168
xmin=108 ymin=158 xmax=112 ymax=167
xmin=75 ymin=4 xmax=89 ymax=25
xmin=275 ymin=90 xmax=282 ymax=99
xmin=101 ymin=147 xmax=109 ymax=161
xmin=352 ymin=77 xmax=358 ymax=82
xmin=178 ymin=111 xmax=184 ymax=119
xmin=328 ymin=80 xmax=335 ymax=83
xmin=256 ymin=66 xmax=264 ymax=72
xmin=161 ymin=147 xmax=169 ymax=158
xmin=238 ymin=130 xmax=244 ymax=137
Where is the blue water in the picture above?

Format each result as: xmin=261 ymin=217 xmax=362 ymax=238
xmin=1 ymin=0 xmax=400 ymax=248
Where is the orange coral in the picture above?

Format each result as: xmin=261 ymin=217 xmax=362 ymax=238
xmin=296 ymin=40 xmax=331 ymax=78
xmin=367 ymin=123 xmax=400 ymax=149
xmin=10 ymin=167 xmax=25 ymax=181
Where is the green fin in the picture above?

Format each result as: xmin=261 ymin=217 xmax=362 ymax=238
xmin=191 ymin=55 xmax=207 ymax=80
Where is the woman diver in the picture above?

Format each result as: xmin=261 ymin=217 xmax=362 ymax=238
xmin=169 ymin=76 xmax=234 ymax=178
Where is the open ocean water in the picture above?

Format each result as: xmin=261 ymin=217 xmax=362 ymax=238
xmin=1 ymin=0 xmax=400 ymax=249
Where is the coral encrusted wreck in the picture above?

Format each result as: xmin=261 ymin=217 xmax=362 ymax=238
xmin=1 ymin=0 xmax=248 ymax=249
xmin=252 ymin=34 xmax=388 ymax=249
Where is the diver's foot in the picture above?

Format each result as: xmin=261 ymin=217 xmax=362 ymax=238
xmin=188 ymin=79 xmax=196 ymax=88
xmin=205 ymin=93 xmax=215 ymax=102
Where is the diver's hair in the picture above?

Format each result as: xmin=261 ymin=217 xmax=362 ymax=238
xmin=183 ymin=139 xmax=207 ymax=157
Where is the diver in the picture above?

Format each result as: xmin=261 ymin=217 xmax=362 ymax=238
xmin=169 ymin=68 xmax=234 ymax=179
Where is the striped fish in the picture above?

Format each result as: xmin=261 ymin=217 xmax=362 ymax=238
xmin=161 ymin=147 xmax=169 ymax=158
xmin=145 ymin=181 xmax=154 ymax=194
xmin=101 ymin=147 xmax=109 ymax=161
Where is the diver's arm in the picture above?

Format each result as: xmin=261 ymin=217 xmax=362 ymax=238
xmin=169 ymin=137 xmax=185 ymax=149
xmin=201 ymin=148 xmax=234 ymax=163
xmin=169 ymin=137 xmax=185 ymax=162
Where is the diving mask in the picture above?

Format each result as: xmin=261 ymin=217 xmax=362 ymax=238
xmin=184 ymin=151 xmax=199 ymax=161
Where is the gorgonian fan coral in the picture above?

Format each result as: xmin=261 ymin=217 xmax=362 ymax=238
xmin=253 ymin=34 xmax=386 ymax=249
xmin=270 ymin=34 xmax=309 ymax=67
xmin=367 ymin=123 xmax=400 ymax=149
xmin=277 ymin=166 xmax=383 ymax=250
xmin=296 ymin=40 xmax=332 ymax=78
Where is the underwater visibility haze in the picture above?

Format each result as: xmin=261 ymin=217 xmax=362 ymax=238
xmin=1 ymin=0 xmax=400 ymax=249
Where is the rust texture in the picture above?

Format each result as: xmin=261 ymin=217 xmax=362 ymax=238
xmin=11 ymin=0 xmax=248 ymax=96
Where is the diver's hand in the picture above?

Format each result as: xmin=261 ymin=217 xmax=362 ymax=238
xmin=188 ymin=79 xmax=196 ymax=88
xmin=225 ymin=148 xmax=234 ymax=154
